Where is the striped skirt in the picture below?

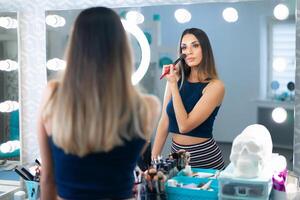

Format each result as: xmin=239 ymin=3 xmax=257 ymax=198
xmin=171 ymin=138 xmax=225 ymax=170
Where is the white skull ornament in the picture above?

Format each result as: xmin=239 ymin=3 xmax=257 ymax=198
xmin=230 ymin=124 xmax=273 ymax=178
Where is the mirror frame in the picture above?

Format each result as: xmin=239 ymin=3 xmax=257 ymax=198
xmin=0 ymin=0 xmax=298 ymax=175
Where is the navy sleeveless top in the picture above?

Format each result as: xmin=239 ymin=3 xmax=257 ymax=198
xmin=48 ymin=136 xmax=145 ymax=200
xmin=166 ymin=80 xmax=220 ymax=138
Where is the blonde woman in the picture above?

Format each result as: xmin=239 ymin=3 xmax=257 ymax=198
xmin=37 ymin=7 xmax=160 ymax=200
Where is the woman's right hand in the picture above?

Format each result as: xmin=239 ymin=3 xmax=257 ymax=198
xmin=162 ymin=64 xmax=178 ymax=83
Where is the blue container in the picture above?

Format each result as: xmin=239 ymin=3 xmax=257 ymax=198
xmin=25 ymin=180 xmax=40 ymax=200
xmin=165 ymin=176 xmax=219 ymax=200
xmin=177 ymin=167 xmax=218 ymax=178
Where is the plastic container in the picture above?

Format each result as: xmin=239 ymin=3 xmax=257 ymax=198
xmin=177 ymin=167 xmax=218 ymax=178
xmin=25 ymin=181 xmax=39 ymax=200
xmin=218 ymin=164 xmax=272 ymax=200
xmin=165 ymin=176 xmax=218 ymax=200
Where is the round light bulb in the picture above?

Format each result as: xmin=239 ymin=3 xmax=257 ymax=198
xmin=272 ymin=107 xmax=287 ymax=123
xmin=223 ymin=7 xmax=238 ymax=23
xmin=46 ymin=58 xmax=66 ymax=71
xmin=273 ymin=4 xmax=289 ymax=20
xmin=125 ymin=11 xmax=144 ymax=24
xmin=0 ymin=101 xmax=19 ymax=112
xmin=273 ymin=57 xmax=287 ymax=72
xmin=174 ymin=9 xmax=192 ymax=24
xmin=46 ymin=15 xmax=66 ymax=28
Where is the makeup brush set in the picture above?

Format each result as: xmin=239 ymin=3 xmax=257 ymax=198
xmin=14 ymin=159 xmax=41 ymax=182
xmin=133 ymin=150 xmax=191 ymax=199
xmin=14 ymin=159 xmax=41 ymax=200
xmin=133 ymin=150 xmax=220 ymax=200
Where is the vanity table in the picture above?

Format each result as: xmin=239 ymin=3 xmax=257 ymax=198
xmin=0 ymin=160 xmax=20 ymax=200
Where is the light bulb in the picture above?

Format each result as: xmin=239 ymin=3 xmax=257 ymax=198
xmin=0 ymin=17 xmax=17 ymax=29
xmin=0 ymin=59 xmax=18 ymax=71
xmin=223 ymin=7 xmax=238 ymax=23
xmin=273 ymin=4 xmax=289 ymax=20
xmin=125 ymin=11 xmax=144 ymax=24
xmin=46 ymin=15 xmax=66 ymax=28
xmin=174 ymin=9 xmax=192 ymax=24
xmin=46 ymin=58 xmax=66 ymax=71
xmin=273 ymin=57 xmax=287 ymax=72
xmin=0 ymin=140 xmax=20 ymax=153
xmin=272 ymin=107 xmax=287 ymax=123
xmin=0 ymin=100 xmax=19 ymax=112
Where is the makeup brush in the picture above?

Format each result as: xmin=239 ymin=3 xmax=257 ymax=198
xmin=160 ymin=54 xmax=186 ymax=80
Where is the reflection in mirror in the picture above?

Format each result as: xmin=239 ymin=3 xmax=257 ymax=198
xmin=0 ymin=12 xmax=19 ymax=165
xmin=46 ymin=0 xmax=296 ymax=169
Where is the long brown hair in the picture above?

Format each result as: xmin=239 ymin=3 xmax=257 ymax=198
xmin=43 ymin=7 xmax=148 ymax=156
xmin=178 ymin=28 xmax=218 ymax=83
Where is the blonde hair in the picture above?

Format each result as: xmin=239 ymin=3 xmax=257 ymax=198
xmin=42 ymin=7 xmax=148 ymax=157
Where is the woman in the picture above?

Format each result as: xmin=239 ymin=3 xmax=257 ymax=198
xmin=152 ymin=28 xmax=225 ymax=170
xmin=37 ymin=7 xmax=160 ymax=200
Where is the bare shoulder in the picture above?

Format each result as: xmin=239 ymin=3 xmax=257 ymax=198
xmin=206 ymin=79 xmax=225 ymax=92
xmin=47 ymin=80 xmax=59 ymax=92
xmin=42 ymin=80 xmax=59 ymax=103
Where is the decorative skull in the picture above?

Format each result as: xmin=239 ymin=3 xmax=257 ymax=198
xmin=230 ymin=124 xmax=273 ymax=178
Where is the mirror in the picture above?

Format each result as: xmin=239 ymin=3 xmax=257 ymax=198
xmin=0 ymin=12 xmax=19 ymax=163
xmin=0 ymin=11 xmax=19 ymax=192
xmin=45 ymin=0 xmax=295 ymax=169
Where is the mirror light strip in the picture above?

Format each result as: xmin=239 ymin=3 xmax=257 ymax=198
xmin=0 ymin=100 xmax=19 ymax=113
xmin=121 ymin=19 xmax=150 ymax=85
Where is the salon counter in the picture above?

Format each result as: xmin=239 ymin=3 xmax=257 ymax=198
xmin=0 ymin=179 xmax=20 ymax=200
xmin=0 ymin=160 xmax=21 ymax=200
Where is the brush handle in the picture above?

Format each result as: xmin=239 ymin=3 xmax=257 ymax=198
xmin=159 ymin=66 xmax=170 ymax=80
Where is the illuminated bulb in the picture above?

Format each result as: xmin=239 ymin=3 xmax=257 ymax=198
xmin=0 ymin=17 xmax=17 ymax=29
xmin=0 ymin=140 xmax=20 ymax=153
xmin=223 ymin=7 xmax=238 ymax=23
xmin=273 ymin=4 xmax=289 ymax=20
xmin=174 ymin=9 xmax=192 ymax=24
xmin=46 ymin=58 xmax=66 ymax=71
xmin=272 ymin=107 xmax=287 ymax=123
xmin=46 ymin=15 xmax=66 ymax=28
xmin=0 ymin=100 xmax=19 ymax=112
xmin=0 ymin=59 xmax=18 ymax=71
xmin=125 ymin=11 xmax=144 ymax=24
xmin=273 ymin=57 xmax=287 ymax=72
xmin=121 ymin=19 xmax=150 ymax=85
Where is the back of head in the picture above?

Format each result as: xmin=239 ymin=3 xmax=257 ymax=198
xmin=44 ymin=7 xmax=146 ymax=156
xmin=179 ymin=28 xmax=218 ymax=81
